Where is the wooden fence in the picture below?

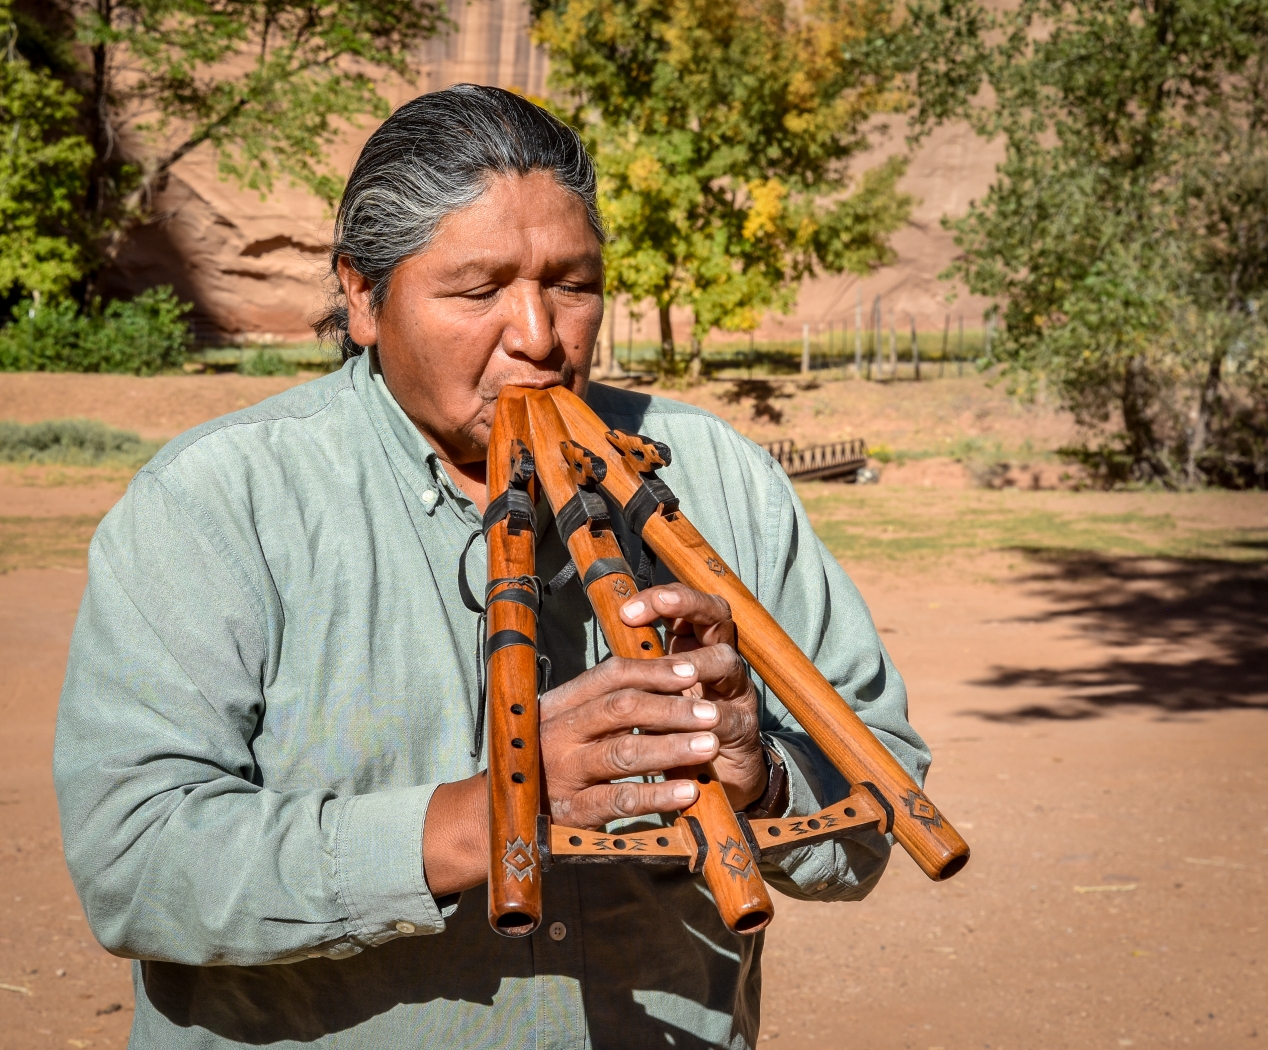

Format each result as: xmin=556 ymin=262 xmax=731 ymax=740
xmin=762 ymin=438 xmax=869 ymax=481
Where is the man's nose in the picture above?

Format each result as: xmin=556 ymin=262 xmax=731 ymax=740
xmin=502 ymin=282 xmax=555 ymax=361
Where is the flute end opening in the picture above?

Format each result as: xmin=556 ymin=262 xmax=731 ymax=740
xmin=936 ymin=852 xmax=970 ymax=881
xmin=494 ymin=912 xmax=539 ymax=938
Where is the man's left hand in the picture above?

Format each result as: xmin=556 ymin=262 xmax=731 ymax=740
xmin=619 ymin=583 xmax=767 ymax=810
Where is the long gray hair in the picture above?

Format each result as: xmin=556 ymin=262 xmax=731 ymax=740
xmin=314 ymin=84 xmax=604 ymax=361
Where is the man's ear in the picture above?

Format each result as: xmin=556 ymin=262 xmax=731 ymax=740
xmin=337 ymin=256 xmax=379 ymax=347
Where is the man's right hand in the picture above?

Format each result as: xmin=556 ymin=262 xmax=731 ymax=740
xmin=538 ymin=653 xmax=721 ymax=828
xmin=422 ymin=650 xmax=723 ymax=896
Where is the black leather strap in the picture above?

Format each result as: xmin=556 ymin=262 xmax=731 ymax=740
xmin=486 ymin=574 xmax=541 ymax=609
xmin=554 ymin=490 xmax=610 ymax=546
xmin=581 ymin=557 xmax=634 ymax=590
xmin=621 ymin=483 xmax=661 ymax=536
xmin=486 ymin=587 xmax=540 ymax=615
xmin=544 ymin=559 xmax=578 ymax=595
xmin=482 ymin=488 xmax=537 ymax=537
xmin=484 ymin=629 xmax=535 ymax=661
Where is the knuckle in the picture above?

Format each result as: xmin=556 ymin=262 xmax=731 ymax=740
xmin=609 ymin=733 xmax=641 ymax=773
xmin=611 ymin=783 xmax=641 ymax=817
xmin=605 ymin=689 xmax=640 ymax=721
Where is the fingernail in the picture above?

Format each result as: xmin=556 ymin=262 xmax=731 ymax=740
xmin=692 ymin=701 xmax=717 ymax=721
xmin=673 ymin=662 xmax=695 ymax=678
xmin=690 ymin=733 xmax=716 ymax=753
xmin=622 ymin=601 xmax=645 ymax=618
xmin=673 ymin=782 xmax=697 ymax=801
xmin=660 ymin=591 xmax=680 ymax=605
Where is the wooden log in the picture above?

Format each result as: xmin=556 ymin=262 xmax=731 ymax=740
xmin=548 ymin=385 xmax=970 ymax=883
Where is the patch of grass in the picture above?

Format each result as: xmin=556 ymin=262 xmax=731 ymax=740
xmin=799 ymin=486 xmax=1268 ymax=566
xmin=0 ymin=515 xmax=101 ymax=572
xmin=0 ymin=419 xmax=160 ymax=468
xmin=238 ymin=350 xmax=299 ymax=376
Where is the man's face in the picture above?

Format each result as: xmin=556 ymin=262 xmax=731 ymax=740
xmin=340 ymin=170 xmax=605 ymax=467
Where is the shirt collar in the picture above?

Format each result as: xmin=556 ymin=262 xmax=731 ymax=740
xmin=356 ymin=349 xmax=478 ymax=521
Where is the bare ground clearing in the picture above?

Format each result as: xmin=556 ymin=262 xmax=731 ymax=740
xmin=0 ymin=373 xmax=1264 ymax=1050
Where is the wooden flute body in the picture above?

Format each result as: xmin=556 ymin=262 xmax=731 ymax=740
xmin=483 ymin=394 xmax=544 ymax=936
xmin=480 ymin=384 xmax=968 ymax=939
xmin=545 ymin=385 xmax=971 ymax=883
xmin=523 ymin=390 xmax=775 ymax=935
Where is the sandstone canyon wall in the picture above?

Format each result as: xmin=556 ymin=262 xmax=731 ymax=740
xmin=104 ymin=0 xmax=1001 ymax=345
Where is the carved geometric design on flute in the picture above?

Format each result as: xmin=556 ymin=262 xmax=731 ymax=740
xmin=705 ymin=556 xmax=727 ymax=578
xmin=592 ymin=835 xmax=649 ymax=853
xmin=718 ymin=837 xmax=755 ymax=880
xmin=611 ymin=576 xmax=633 ymax=598
xmin=789 ymin=814 xmax=839 ymax=836
xmin=903 ymin=790 xmax=943 ymax=828
xmin=503 ymin=837 xmax=537 ymax=882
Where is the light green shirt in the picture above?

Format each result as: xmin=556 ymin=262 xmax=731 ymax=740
xmin=54 ymin=351 xmax=928 ymax=1049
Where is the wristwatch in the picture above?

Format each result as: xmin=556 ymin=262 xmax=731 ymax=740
xmin=744 ymin=737 xmax=789 ymax=820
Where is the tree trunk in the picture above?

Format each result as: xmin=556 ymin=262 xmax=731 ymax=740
xmin=658 ymin=302 xmax=675 ymax=370
xmin=688 ymin=335 xmax=703 ymax=381
xmin=1186 ymin=346 xmax=1224 ymax=486
xmin=1121 ymin=353 xmax=1168 ymax=484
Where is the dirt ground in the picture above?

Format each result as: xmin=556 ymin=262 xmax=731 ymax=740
xmin=1 ymin=373 xmax=1264 ymax=1050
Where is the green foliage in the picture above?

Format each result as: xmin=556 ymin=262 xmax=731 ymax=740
xmin=77 ymin=0 xmax=448 ymax=212
xmin=912 ymin=0 xmax=1268 ymax=488
xmin=0 ymin=418 xmax=159 ymax=467
xmin=0 ymin=2 xmax=93 ymax=297
xmin=0 ymin=286 xmax=192 ymax=375
xmin=238 ymin=350 xmax=298 ymax=376
xmin=535 ymin=0 xmax=914 ymax=368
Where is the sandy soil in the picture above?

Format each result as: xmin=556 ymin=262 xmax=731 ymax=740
xmin=1 ymin=374 xmax=1263 ymax=1050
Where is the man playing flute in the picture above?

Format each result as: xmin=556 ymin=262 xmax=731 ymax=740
xmin=54 ymin=85 xmax=930 ymax=1049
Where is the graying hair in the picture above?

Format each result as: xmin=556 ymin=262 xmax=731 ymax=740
xmin=314 ymin=84 xmax=605 ymax=361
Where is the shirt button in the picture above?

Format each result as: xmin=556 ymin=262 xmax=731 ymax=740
xmin=421 ymin=490 xmax=437 ymax=506
xmin=395 ymin=921 xmax=416 ymax=934
xmin=548 ymin=921 xmax=567 ymax=941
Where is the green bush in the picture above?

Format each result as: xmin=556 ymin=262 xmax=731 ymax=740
xmin=0 ymin=287 xmax=193 ymax=375
xmin=0 ymin=419 xmax=160 ymax=467
xmin=238 ymin=350 xmax=297 ymax=376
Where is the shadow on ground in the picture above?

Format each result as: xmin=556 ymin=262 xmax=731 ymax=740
xmin=967 ymin=546 xmax=1268 ymax=722
xmin=719 ymin=379 xmax=792 ymax=423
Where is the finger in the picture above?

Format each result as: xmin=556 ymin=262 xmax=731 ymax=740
xmin=552 ymin=690 xmax=721 ymax=743
xmin=552 ymin=778 xmax=700 ymax=830
xmin=666 ymin=644 xmax=749 ymax=701
xmin=562 ymin=727 xmax=721 ymax=787
xmin=620 ymin=584 xmax=734 ymax=646
xmin=538 ymin=654 xmax=701 ymax=718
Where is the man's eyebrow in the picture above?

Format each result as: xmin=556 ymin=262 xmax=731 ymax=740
xmin=440 ymin=252 xmax=603 ymax=284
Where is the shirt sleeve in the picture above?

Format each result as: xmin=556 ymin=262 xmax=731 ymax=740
xmin=53 ymin=472 xmax=454 ymax=968
xmin=745 ymin=449 xmax=931 ymax=902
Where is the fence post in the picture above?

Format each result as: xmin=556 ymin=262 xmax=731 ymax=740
xmin=801 ymin=323 xmax=810 ymax=374
xmin=910 ymin=313 xmax=920 ymax=382
xmin=940 ymin=313 xmax=950 ymax=378
xmin=854 ymin=289 xmax=863 ymax=378
xmin=888 ymin=309 xmax=897 ymax=378
xmin=871 ymin=295 xmax=882 ymax=380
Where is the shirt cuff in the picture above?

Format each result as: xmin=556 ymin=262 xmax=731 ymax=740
xmin=330 ymin=784 xmax=447 ymax=947
xmin=762 ymin=734 xmax=890 ymax=900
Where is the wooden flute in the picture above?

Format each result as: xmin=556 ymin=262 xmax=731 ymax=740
xmin=480 ymin=385 xmax=970 ymax=939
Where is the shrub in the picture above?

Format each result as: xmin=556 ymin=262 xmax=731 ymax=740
xmin=0 ymin=287 xmax=193 ymax=375
xmin=238 ymin=350 xmax=297 ymax=376
xmin=0 ymin=419 xmax=160 ymax=467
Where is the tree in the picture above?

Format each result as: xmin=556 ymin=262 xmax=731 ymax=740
xmin=534 ymin=0 xmax=914 ymax=375
xmin=0 ymin=1 xmax=93 ymax=298
xmin=62 ymin=0 xmax=448 ymax=280
xmin=914 ymin=0 xmax=1268 ymax=487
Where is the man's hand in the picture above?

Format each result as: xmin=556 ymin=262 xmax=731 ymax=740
xmin=423 ymin=583 xmax=767 ymax=896
xmin=616 ymin=583 xmax=766 ymax=811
